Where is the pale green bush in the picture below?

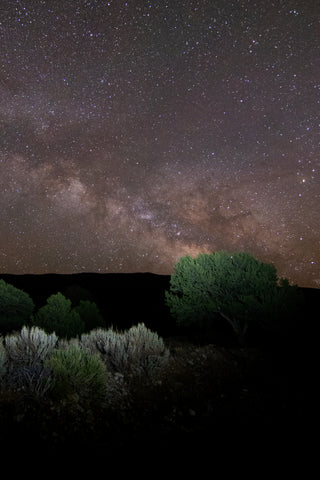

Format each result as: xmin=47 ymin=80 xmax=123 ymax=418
xmin=44 ymin=344 xmax=108 ymax=401
xmin=4 ymin=326 xmax=58 ymax=367
xmin=80 ymin=323 xmax=169 ymax=378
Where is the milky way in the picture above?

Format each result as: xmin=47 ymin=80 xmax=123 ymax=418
xmin=0 ymin=0 xmax=319 ymax=287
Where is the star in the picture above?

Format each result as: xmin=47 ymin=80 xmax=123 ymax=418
xmin=0 ymin=0 xmax=318 ymax=288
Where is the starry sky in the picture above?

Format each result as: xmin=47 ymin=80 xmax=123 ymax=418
xmin=0 ymin=0 xmax=319 ymax=287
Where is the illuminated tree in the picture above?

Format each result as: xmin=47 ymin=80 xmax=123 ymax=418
xmin=165 ymin=251 xmax=299 ymax=342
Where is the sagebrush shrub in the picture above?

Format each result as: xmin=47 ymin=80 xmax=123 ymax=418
xmin=125 ymin=323 xmax=170 ymax=377
xmin=79 ymin=327 xmax=108 ymax=355
xmin=7 ymin=364 xmax=52 ymax=397
xmin=44 ymin=345 xmax=108 ymax=401
xmin=80 ymin=327 xmax=128 ymax=372
xmin=4 ymin=326 xmax=58 ymax=367
xmin=80 ymin=323 xmax=169 ymax=378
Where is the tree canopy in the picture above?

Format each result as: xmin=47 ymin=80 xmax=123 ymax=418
xmin=165 ymin=251 xmax=300 ymax=341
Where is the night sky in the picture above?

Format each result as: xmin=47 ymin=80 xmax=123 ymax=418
xmin=0 ymin=0 xmax=319 ymax=288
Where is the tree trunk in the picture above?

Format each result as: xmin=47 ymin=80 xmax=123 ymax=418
xmin=218 ymin=311 xmax=248 ymax=345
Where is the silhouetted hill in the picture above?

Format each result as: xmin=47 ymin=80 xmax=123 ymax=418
xmin=0 ymin=272 xmax=172 ymax=334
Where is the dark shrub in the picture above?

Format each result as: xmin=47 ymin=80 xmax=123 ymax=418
xmin=63 ymin=284 xmax=95 ymax=306
xmin=74 ymin=300 xmax=105 ymax=332
xmin=0 ymin=279 xmax=34 ymax=334
xmin=32 ymin=292 xmax=85 ymax=339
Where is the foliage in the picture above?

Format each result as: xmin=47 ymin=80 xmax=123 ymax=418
xmin=80 ymin=323 xmax=169 ymax=378
xmin=44 ymin=344 xmax=108 ymax=401
xmin=32 ymin=292 xmax=85 ymax=339
xmin=0 ymin=279 xmax=34 ymax=334
xmin=4 ymin=326 xmax=58 ymax=367
xmin=74 ymin=300 xmax=105 ymax=332
xmin=165 ymin=251 xmax=300 ymax=341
